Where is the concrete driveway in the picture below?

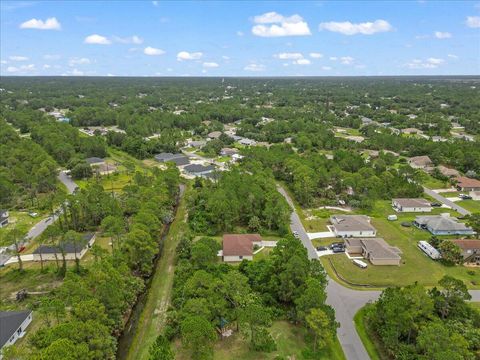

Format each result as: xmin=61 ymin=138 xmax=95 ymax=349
xmin=423 ymin=186 xmax=470 ymax=216
xmin=308 ymin=231 xmax=335 ymax=240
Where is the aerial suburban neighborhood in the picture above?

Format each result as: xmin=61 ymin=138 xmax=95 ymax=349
xmin=1 ymin=1 xmax=479 ymax=360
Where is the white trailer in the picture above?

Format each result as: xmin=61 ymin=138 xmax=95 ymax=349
xmin=418 ymin=241 xmax=441 ymax=260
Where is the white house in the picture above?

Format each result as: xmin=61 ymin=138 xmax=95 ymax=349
xmin=0 ymin=210 xmax=8 ymax=228
xmin=392 ymin=198 xmax=432 ymax=213
xmin=0 ymin=310 xmax=33 ymax=355
xmin=32 ymin=233 xmax=96 ymax=261
xmin=329 ymin=215 xmax=377 ymax=238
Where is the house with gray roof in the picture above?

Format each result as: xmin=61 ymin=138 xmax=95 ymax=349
xmin=345 ymin=238 xmax=402 ymax=265
xmin=32 ymin=233 xmax=96 ymax=261
xmin=0 ymin=311 xmax=32 ymax=353
xmin=414 ymin=214 xmax=475 ymax=236
xmin=85 ymin=157 xmax=105 ymax=165
xmin=392 ymin=198 xmax=432 ymax=213
xmin=154 ymin=153 xmax=190 ymax=166
xmin=183 ymin=164 xmax=215 ymax=177
xmin=330 ymin=215 xmax=377 ymax=238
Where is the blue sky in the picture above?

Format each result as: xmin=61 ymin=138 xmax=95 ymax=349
xmin=1 ymin=0 xmax=479 ymax=76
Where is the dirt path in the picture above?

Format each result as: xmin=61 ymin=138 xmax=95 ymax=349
xmin=124 ymin=184 xmax=188 ymax=360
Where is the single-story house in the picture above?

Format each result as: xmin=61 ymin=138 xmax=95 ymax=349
xmin=239 ymin=138 xmax=257 ymax=146
xmin=0 ymin=210 xmax=8 ymax=228
xmin=455 ymin=176 xmax=480 ymax=192
xmin=85 ymin=157 xmax=106 ymax=166
xmin=183 ymin=164 xmax=215 ymax=177
xmin=231 ymin=153 xmax=244 ymax=162
xmin=437 ymin=165 xmax=460 ymax=178
xmin=471 ymin=191 xmax=480 ymax=201
xmin=0 ymin=310 xmax=33 ymax=353
xmin=345 ymin=238 xmax=402 ymax=265
xmin=431 ymin=136 xmax=447 ymax=142
xmin=408 ymin=155 xmax=433 ymax=170
xmin=188 ymin=140 xmax=207 ymax=148
xmin=402 ymin=128 xmax=423 ymax=135
xmin=93 ymin=162 xmax=117 ymax=176
xmin=414 ymin=214 xmax=475 ymax=236
xmin=220 ymin=148 xmax=238 ymax=156
xmin=345 ymin=135 xmax=365 ymax=143
xmin=207 ymin=131 xmax=222 ymax=139
xmin=154 ymin=153 xmax=190 ymax=166
xmin=330 ymin=215 xmax=377 ymax=238
xmin=392 ymin=198 xmax=432 ymax=213
xmin=32 ymin=233 xmax=96 ymax=261
xmin=450 ymin=240 xmax=480 ymax=265
xmin=222 ymin=234 xmax=262 ymax=262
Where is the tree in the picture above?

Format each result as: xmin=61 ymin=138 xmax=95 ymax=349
xmin=429 ymin=275 xmax=472 ymax=319
xmin=438 ymin=240 xmax=463 ymax=265
xmin=180 ymin=316 xmax=216 ymax=360
xmin=239 ymin=299 xmax=274 ymax=351
xmin=7 ymin=229 xmax=23 ymax=272
xmin=101 ymin=215 xmax=124 ymax=253
xmin=295 ymin=277 xmax=327 ymax=322
xmin=63 ymin=230 xmax=83 ymax=273
xmin=466 ymin=213 xmax=480 ymax=238
xmin=305 ymin=308 xmax=333 ymax=352
xmin=148 ymin=334 xmax=174 ymax=360
xmin=122 ymin=229 xmax=156 ymax=275
xmin=190 ymin=237 xmax=219 ymax=269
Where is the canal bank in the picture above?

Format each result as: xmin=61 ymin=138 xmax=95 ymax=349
xmin=117 ymin=183 xmax=188 ymax=360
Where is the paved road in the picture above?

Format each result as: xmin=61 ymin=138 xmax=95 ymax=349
xmin=276 ymin=185 xmax=318 ymax=260
xmin=277 ymin=184 xmax=480 ymax=360
xmin=423 ymin=186 xmax=471 ymax=216
xmin=58 ymin=170 xmax=79 ymax=194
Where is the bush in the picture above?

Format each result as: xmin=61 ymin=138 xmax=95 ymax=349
xmin=251 ymin=327 xmax=277 ymax=352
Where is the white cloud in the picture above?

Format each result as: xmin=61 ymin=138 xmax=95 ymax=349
xmin=274 ymin=52 xmax=304 ymax=60
xmin=20 ymin=17 xmax=61 ymax=30
xmin=222 ymin=55 xmax=230 ymax=60
xmin=321 ymin=66 xmax=332 ymax=70
xmin=177 ymin=51 xmax=203 ymax=61
xmin=71 ymin=68 xmax=84 ymax=76
xmin=201 ymin=69 xmax=207 ymax=74
xmin=113 ymin=35 xmax=143 ymax=44
xmin=69 ymin=57 xmax=91 ymax=66
xmin=237 ymin=31 xmax=244 ymax=36
xmin=9 ymin=56 xmax=28 ymax=61
xmin=107 ymin=73 xmax=115 ymax=77
xmin=434 ymin=31 xmax=452 ymax=39
xmin=405 ymin=57 xmax=445 ymax=69
xmin=244 ymin=63 xmax=265 ymax=72
xmin=84 ymin=34 xmax=111 ymax=45
xmin=1 ymin=60 xmax=7 ymax=65
xmin=7 ymin=64 xmax=36 ymax=73
xmin=340 ymin=56 xmax=354 ymax=65
xmin=294 ymin=58 xmax=311 ymax=65
xmin=203 ymin=62 xmax=219 ymax=68
xmin=329 ymin=56 xmax=338 ymax=61
xmin=466 ymin=16 xmax=480 ymax=28
xmin=144 ymin=46 xmax=165 ymax=56
xmin=448 ymin=54 xmax=458 ymax=59
xmin=43 ymin=54 xmax=60 ymax=60
xmin=309 ymin=52 xmax=323 ymax=58
xmin=152 ymin=1 xmax=159 ymax=6
xmin=43 ymin=64 xmax=51 ymax=69
xmin=252 ymin=12 xmax=311 ymax=37
xmin=319 ymin=19 xmax=392 ymax=35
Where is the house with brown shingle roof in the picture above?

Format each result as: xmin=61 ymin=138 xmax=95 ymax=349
xmin=450 ymin=240 xmax=480 ymax=265
xmin=408 ymin=155 xmax=433 ymax=170
xmin=330 ymin=215 xmax=377 ymax=238
xmin=437 ymin=165 xmax=460 ymax=178
xmin=222 ymin=234 xmax=262 ymax=262
xmin=455 ymin=176 xmax=480 ymax=191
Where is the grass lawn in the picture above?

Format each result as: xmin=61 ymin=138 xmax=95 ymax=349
xmin=126 ymin=184 xmax=190 ymax=360
xmin=0 ymin=211 xmax=49 ymax=246
xmin=317 ymin=200 xmax=480 ymax=289
xmin=418 ymin=172 xmax=448 ymax=189
xmin=353 ymin=306 xmax=383 ymax=360
xmin=253 ymin=247 xmax=273 ymax=261
xmin=173 ymin=320 xmax=345 ymax=360
xmin=458 ymin=200 xmax=480 ymax=213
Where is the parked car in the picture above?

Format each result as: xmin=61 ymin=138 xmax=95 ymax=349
xmin=28 ymin=212 xmax=38 ymax=218
xmin=330 ymin=242 xmax=344 ymax=248
xmin=292 ymin=231 xmax=299 ymax=238
xmin=430 ymin=202 xmax=442 ymax=207
xmin=332 ymin=247 xmax=345 ymax=253
xmin=316 ymin=246 xmax=328 ymax=251
xmin=458 ymin=194 xmax=472 ymax=200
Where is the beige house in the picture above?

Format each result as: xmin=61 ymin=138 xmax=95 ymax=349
xmin=408 ymin=155 xmax=433 ymax=170
xmin=392 ymin=198 xmax=432 ymax=213
xmin=345 ymin=238 xmax=402 ymax=265
xmin=437 ymin=165 xmax=460 ymax=178
xmin=222 ymin=234 xmax=261 ymax=262
xmin=330 ymin=215 xmax=377 ymax=238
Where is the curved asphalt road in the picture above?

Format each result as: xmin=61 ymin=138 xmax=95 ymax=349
xmin=277 ymin=185 xmax=480 ymax=360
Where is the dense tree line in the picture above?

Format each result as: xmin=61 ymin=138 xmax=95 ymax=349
xmin=160 ymin=235 xmax=337 ymax=359
xmin=0 ymin=120 xmax=58 ymax=208
xmin=188 ymin=169 xmax=290 ymax=235
xmin=4 ymin=166 xmax=181 ymax=359
xmin=364 ymin=276 xmax=480 ymax=360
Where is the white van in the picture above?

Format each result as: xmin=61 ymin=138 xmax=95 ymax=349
xmin=353 ymin=259 xmax=368 ymax=269
xmin=387 ymin=215 xmax=398 ymax=221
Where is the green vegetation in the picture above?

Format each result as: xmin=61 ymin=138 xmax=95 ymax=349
xmin=459 ymin=199 xmax=480 ymax=213
xmin=361 ymin=277 xmax=480 ymax=359
xmin=353 ymin=306 xmax=382 ymax=360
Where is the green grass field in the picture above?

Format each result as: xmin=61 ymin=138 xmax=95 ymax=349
xmin=126 ymin=184 xmax=189 ymax=360
xmin=173 ymin=320 xmax=345 ymax=360
xmin=459 ymin=200 xmax=480 ymax=213
xmin=0 ymin=211 xmax=49 ymax=247
xmin=418 ymin=172 xmax=449 ymax=189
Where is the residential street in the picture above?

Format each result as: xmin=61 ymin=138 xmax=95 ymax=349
xmin=423 ymin=186 xmax=471 ymax=216
xmin=58 ymin=170 xmax=79 ymax=194
xmin=277 ymin=184 xmax=480 ymax=360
